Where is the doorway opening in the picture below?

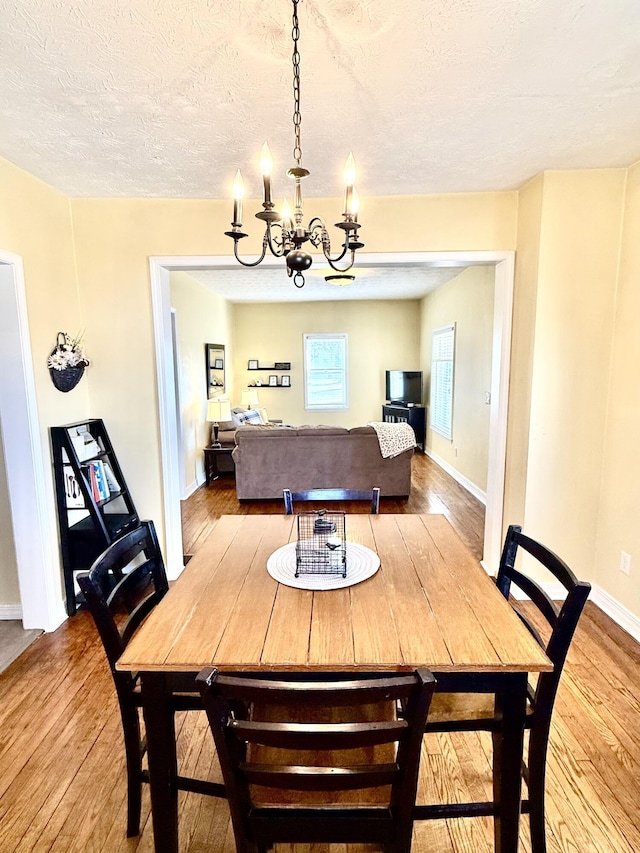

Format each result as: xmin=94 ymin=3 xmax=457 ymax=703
xmin=150 ymin=251 xmax=514 ymax=577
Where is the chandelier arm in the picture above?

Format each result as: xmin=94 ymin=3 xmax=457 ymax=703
xmin=232 ymin=234 xmax=269 ymax=267
xmin=325 ymin=250 xmax=356 ymax=273
xmin=323 ymin=243 xmax=350 ymax=264
xmin=308 ymin=216 xmax=351 ymax=264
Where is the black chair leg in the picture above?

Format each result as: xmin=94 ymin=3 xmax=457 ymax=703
xmin=120 ymin=703 xmax=144 ymax=837
xmin=527 ymin=731 xmax=549 ymax=853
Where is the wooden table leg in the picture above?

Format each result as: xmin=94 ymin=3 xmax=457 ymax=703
xmin=493 ymin=671 xmax=528 ymax=853
xmin=140 ymin=672 xmax=179 ymax=853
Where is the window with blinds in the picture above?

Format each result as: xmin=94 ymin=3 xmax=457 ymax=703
xmin=430 ymin=323 xmax=455 ymax=439
xmin=304 ymin=333 xmax=349 ymax=411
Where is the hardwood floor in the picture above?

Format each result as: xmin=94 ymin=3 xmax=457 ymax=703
xmin=182 ymin=453 xmax=486 ymax=561
xmin=0 ymin=454 xmax=638 ymax=851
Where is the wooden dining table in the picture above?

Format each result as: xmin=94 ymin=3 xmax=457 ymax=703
xmin=118 ymin=513 xmax=551 ymax=853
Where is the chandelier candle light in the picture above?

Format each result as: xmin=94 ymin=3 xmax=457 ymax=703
xmin=225 ymin=0 xmax=364 ymax=288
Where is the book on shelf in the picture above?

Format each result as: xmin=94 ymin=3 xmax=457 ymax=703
xmin=89 ymin=460 xmax=110 ymax=502
xmin=101 ymin=461 xmax=121 ymax=493
xmin=88 ymin=464 xmax=99 ymax=502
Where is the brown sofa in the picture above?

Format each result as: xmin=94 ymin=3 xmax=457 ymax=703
xmin=232 ymin=424 xmax=413 ymax=500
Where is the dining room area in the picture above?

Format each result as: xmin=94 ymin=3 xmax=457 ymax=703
xmin=0 ymin=466 xmax=639 ymax=853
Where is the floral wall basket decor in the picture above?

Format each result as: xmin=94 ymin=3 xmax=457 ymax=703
xmin=48 ymin=332 xmax=90 ymax=393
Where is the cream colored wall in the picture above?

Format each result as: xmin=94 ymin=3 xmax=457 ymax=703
xmin=69 ymin=192 xmax=516 ymax=551
xmin=6 ymin=143 xmax=640 ymax=626
xmin=70 ymin=199 xmax=225 ymax=553
xmin=222 ymin=193 xmax=518 ymax=256
xmin=233 ymin=300 xmax=421 ymax=427
xmin=504 ymin=174 xmax=544 ymax=531
xmin=420 ymin=267 xmax=494 ymax=493
xmin=0 ymin=156 xmax=87 ymax=609
xmin=4 ymin=149 xmax=640 ymax=626
xmin=170 ymin=271 xmax=234 ymax=490
xmin=522 ymin=170 xmax=626 ymax=581
xmin=354 ymin=193 xmax=518 ymax=251
xmin=593 ymin=160 xmax=640 ymax=615
xmin=0 ymin=159 xmax=88 ymax=424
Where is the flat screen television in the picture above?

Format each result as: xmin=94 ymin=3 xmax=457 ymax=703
xmin=385 ymin=370 xmax=423 ymax=405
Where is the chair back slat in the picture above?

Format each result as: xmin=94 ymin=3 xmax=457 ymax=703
xmin=119 ymin=588 xmax=165 ymax=648
xmin=197 ymin=667 xmax=435 ymax=851
xmin=499 ymin=526 xmax=582 ymax=598
xmin=283 ymin=487 xmax=380 ymax=515
xmin=514 ymin=530 xmax=581 ymax=592
xmin=232 ymin=719 xmax=408 ymax=750
xmin=214 ymin=672 xmax=416 ymax=704
xmin=242 ymin=763 xmax=400 ymax=791
xmin=508 ymin=569 xmax=561 ymax=628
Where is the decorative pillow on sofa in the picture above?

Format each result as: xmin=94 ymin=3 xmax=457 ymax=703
xmin=230 ymin=407 xmax=247 ymax=426
xmin=232 ymin=407 xmax=264 ymax=426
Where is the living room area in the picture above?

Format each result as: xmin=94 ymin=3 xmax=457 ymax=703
xmin=169 ymin=258 xmax=497 ymax=558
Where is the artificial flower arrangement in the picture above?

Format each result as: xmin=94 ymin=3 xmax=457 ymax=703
xmin=48 ymin=331 xmax=90 ymax=372
xmin=48 ymin=331 xmax=90 ymax=392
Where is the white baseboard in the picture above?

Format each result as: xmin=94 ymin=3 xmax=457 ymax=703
xmin=425 ymin=448 xmax=487 ymax=505
xmin=590 ymin=586 xmax=640 ymax=644
xmin=182 ymin=476 xmax=202 ymax=500
xmin=0 ymin=604 xmax=23 ymax=620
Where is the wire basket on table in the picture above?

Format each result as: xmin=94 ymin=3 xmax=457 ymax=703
xmin=295 ymin=510 xmax=347 ymax=578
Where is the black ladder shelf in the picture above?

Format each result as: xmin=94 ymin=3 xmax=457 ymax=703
xmin=50 ymin=419 xmax=140 ymax=615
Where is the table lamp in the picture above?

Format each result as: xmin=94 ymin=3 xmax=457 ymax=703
xmin=207 ymin=398 xmax=232 ymax=447
xmin=241 ymin=389 xmax=259 ymax=409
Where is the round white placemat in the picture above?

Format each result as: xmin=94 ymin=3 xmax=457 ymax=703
xmin=267 ymin=541 xmax=380 ymax=590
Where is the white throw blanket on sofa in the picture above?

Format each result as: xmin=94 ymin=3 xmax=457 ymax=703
xmin=367 ymin=421 xmax=417 ymax=459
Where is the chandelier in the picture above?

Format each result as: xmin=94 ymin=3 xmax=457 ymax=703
xmin=224 ymin=0 xmax=364 ymax=288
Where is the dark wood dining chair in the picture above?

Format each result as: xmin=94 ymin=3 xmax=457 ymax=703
xmin=196 ymin=667 xmax=436 ymax=853
xmin=77 ymin=520 xmax=225 ymax=837
xmin=283 ymin=487 xmax=381 ymax=514
xmin=416 ymin=524 xmax=591 ymax=853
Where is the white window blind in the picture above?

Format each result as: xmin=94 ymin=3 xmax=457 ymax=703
xmin=304 ymin=333 xmax=348 ymax=411
xmin=430 ymin=323 xmax=455 ymax=439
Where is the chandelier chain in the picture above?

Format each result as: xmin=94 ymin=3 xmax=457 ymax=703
xmin=225 ymin=0 xmax=363 ymax=287
xmin=291 ymin=0 xmax=302 ymax=166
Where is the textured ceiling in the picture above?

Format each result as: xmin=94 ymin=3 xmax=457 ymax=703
xmin=186 ymin=264 xmax=467 ymax=303
xmin=1 ymin=0 xmax=640 ymax=199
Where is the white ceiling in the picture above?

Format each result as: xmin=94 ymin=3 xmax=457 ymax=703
xmin=1 ymin=0 xmax=639 ymax=200
xmin=186 ymin=264 xmax=467 ymax=303
xmin=3 ymin=0 xmax=639 ymax=302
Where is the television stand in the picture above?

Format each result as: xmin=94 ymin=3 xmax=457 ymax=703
xmin=382 ymin=403 xmax=426 ymax=452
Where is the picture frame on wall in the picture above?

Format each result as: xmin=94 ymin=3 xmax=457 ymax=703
xmin=248 ymin=359 xmax=258 ymax=370
xmin=269 ymin=375 xmax=278 ymax=386
xmin=214 ymin=358 xmax=224 ymax=369
xmin=281 ymin=375 xmax=290 ymax=387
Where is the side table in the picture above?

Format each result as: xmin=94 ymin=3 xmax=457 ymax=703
xmin=204 ymin=445 xmax=235 ymax=485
